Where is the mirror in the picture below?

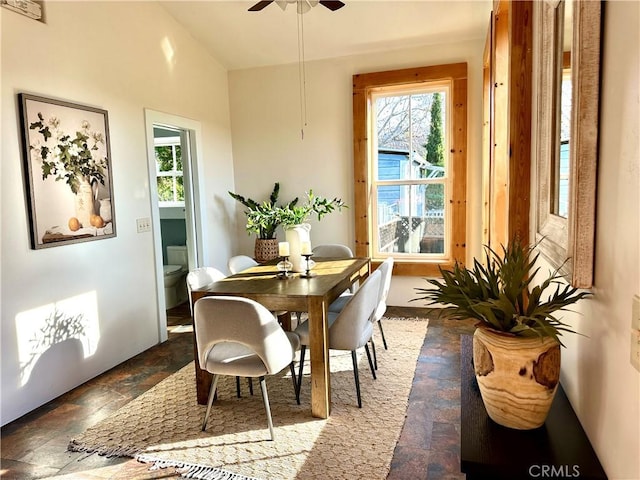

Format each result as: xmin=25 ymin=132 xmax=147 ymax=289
xmin=534 ymin=0 xmax=601 ymax=288
xmin=554 ymin=0 xmax=572 ymax=218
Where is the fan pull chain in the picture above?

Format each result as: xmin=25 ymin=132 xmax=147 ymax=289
xmin=297 ymin=9 xmax=307 ymax=140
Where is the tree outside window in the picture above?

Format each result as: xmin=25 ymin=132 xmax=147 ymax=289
xmin=155 ymin=139 xmax=184 ymax=205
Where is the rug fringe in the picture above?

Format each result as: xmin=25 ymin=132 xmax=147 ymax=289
xmin=136 ymin=453 xmax=262 ymax=480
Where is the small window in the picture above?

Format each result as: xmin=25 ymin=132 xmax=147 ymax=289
xmin=155 ymin=136 xmax=184 ymax=206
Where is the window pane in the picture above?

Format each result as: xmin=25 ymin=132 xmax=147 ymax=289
xmin=175 ymin=145 xmax=183 ymax=172
xmin=376 ymin=184 xmax=445 ymax=255
xmin=155 ymin=146 xmax=173 ymax=172
xmin=176 ymin=176 xmax=184 ymax=201
xmin=375 ymin=91 xmax=447 ymax=181
xmin=157 ymin=177 xmax=173 ymax=201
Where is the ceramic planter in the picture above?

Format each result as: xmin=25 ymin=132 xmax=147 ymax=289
xmin=284 ymin=223 xmax=311 ymax=272
xmin=472 ymin=327 xmax=561 ymax=429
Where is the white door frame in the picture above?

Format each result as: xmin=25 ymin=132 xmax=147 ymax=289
xmin=144 ymin=109 xmax=206 ymax=342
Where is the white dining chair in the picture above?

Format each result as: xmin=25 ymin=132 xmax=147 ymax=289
xmin=194 ymin=296 xmax=300 ymax=440
xmin=294 ymin=269 xmax=381 ymax=408
xmin=312 ymin=243 xmax=357 ymax=295
xmin=227 ymin=254 xmax=259 ymax=274
xmin=227 ymin=254 xmax=296 ymax=329
xmin=311 ymin=243 xmax=353 ymax=258
xmin=187 ymin=266 xmax=255 ymax=398
xmin=328 ymin=257 xmax=394 ymax=369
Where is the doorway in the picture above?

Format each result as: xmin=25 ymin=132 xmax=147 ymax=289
xmin=145 ymin=110 xmax=204 ymax=342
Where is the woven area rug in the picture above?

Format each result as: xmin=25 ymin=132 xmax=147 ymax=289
xmin=69 ymin=318 xmax=428 ymax=480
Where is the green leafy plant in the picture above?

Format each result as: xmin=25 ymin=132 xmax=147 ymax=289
xmin=29 ymin=113 xmax=108 ymax=194
xmin=276 ymin=190 xmax=347 ymax=228
xmin=414 ymin=239 xmax=590 ymax=345
xmin=229 ymin=183 xmax=297 ymax=239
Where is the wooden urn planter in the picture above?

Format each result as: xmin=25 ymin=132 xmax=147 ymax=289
xmin=472 ymin=327 xmax=561 ymax=430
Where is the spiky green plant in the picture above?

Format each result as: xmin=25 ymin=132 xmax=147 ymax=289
xmin=276 ymin=190 xmax=347 ymax=228
xmin=414 ymin=239 xmax=591 ymax=345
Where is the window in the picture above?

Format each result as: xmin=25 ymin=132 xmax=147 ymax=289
xmin=155 ymin=136 xmax=184 ymax=206
xmin=353 ymin=63 xmax=467 ymax=276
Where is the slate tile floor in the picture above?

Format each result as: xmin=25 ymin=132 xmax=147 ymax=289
xmin=1 ymin=304 xmax=475 ymax=479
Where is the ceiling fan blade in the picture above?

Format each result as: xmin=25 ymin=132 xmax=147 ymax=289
xmin=319 ymin=1 xmax=345 ymax=11
xmin=248 ymin=1 xmax=274 ymax=12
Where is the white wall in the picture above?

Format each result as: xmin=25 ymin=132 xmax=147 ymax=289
xmin=553 ymin=2 xmax=639 ymax=478
xmin=228 ymin=39 xmax=486 ymax=306
xmin=1 ymin=2 xmax=236 ymax=424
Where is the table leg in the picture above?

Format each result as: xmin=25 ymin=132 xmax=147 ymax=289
xmin=308 ymin=297 xmax=331 ymax=418
xmin=192 ymin=291 xmax=212 ymax=405
xmin=277 ymin=311 xmax=292 ymax=331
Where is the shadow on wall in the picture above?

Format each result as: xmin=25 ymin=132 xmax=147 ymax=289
xmin=19 ymin=309 xmax=87 ymax=383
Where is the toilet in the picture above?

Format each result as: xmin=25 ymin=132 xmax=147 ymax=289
xmin=164 ymin=245 xmax=188 ymax=309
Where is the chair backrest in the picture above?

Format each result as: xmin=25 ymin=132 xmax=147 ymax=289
xmin=329 ymin=269 xmax=381 ymax=351
xmin=312 ymin=244 xmax=353 ymax=258
xmin=373 ymin=257 xmax=394 ymax=322
xmin=228 ymin=255 xmax=259 ymax=275
xmin=194 ymin=296 xmax=295 ymax=375
xmin=186 ymin=267 xmax=226 ymax=315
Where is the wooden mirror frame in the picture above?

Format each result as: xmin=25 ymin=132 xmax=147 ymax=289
xmin=533 ymin=0 xmax=601 ymax=288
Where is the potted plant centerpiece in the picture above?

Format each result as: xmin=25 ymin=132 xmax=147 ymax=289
xmin=229 ymin=183 xmax=298 ymax=262
xmin=415 ymin=239 xmax=590 ymax=429
xmin=275 ymin=190 xmax=347 ymax=272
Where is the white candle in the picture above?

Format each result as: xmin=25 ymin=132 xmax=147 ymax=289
xmin=301 ymin=241 xmax=312 ymax=255
xmin=278 ymin=242 xmax=290 ymax=256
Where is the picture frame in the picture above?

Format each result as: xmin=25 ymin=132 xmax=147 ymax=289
xmin=18 ymin=93 xmax=116 ymax=249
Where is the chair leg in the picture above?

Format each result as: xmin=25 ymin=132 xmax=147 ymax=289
xmin=236 ymin=376 xmax=241 ymax=398
xmin=378 ymin=319 xmax=388 ymax=350
xmin=248 ymin=378 xmax=254 ymax=396
xmin=351 ymin=350 xmax=362 ymax=408
xmin=289 ymin=362 xmax=300 ymax=404
xmin=364 ymin=344 xmax=376 ymax=380
xmin=259 ymin=376 xmax=275 ymax=441
xmin=297 ymin=345 xmax=306 ymax=399
xmin=370 ymin=336 xmax=378 ymax=370
xmin=202 ymin=374 xmax=220 ymax=431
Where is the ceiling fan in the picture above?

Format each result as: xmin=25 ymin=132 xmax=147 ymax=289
xmin=248 ymin=1 xmax=345 ymax=14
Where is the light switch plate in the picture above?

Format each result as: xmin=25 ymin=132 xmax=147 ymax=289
xmin=136 ymin=217 xmax=151 ymax=233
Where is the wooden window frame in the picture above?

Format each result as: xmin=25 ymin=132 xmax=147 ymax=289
xmin=353 ymin=63 xmax=468 ymax=276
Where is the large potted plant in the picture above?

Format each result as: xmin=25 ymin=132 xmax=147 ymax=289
xmin=415 ymin=239 xmax=590 ymax=429
xmin=228 ymin=183 xmax=297 ymax=262
xmin=275 ymin=190 xmax=346 ymax=272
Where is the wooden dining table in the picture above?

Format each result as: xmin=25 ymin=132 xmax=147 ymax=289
xmin=190 ymin=256 xmax=370 ymax=419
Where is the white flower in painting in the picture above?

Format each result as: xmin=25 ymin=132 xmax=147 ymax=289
xmin=29 ymin=112 xmax=110 ymax=195
xmin=91 ymin=132 xmax=104 ymax=144
xmin=68 ymin=144 xmax=82 ymax=157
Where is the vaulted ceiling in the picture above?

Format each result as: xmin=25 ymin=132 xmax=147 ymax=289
xmin=159 ymin=1 xmax=493 ymax=70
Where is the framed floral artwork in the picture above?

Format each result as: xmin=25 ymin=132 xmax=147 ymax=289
xmin=18 ymin=93 xmax=116 ymax=249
